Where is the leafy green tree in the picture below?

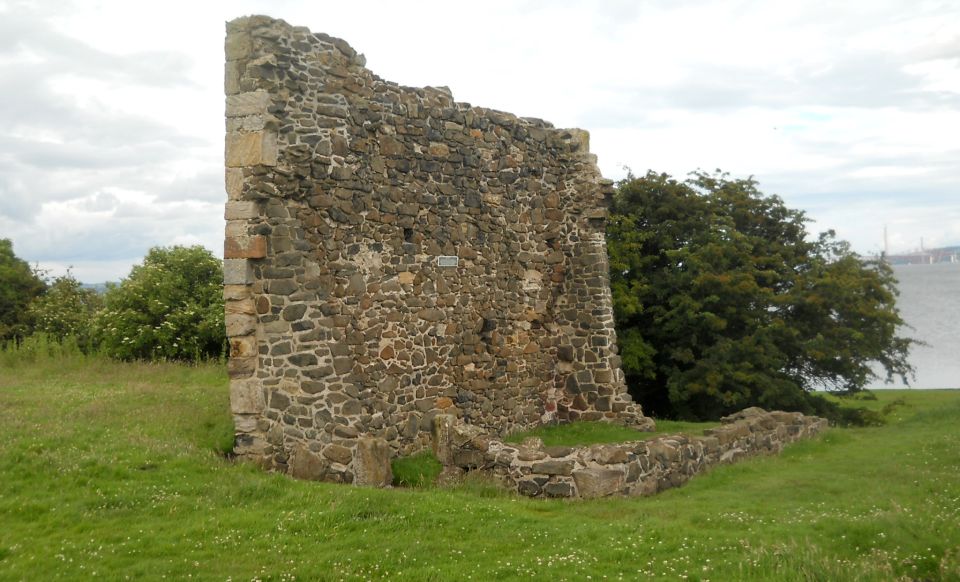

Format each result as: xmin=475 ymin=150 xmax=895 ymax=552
xmin=26 ymin=271 xmax=103 ymax=351
xmin=95 ymin=246 xmax=225 ymax=361
xmin=608 ymin=171 xmax=914 ymax=420
xmin=0 ymin=238 xmax=46 ymax=341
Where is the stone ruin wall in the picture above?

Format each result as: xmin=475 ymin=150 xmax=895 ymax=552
xmin=434 ymin=407 xmax=828 ymax=499
xmin=223 ymin=15 xmax=652 ymax=484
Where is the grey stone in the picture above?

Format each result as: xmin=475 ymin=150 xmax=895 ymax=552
xmin=353 ymin=437 xmax=392 ymax=487
xmin=543 ymin=481 xmax=575 ymax=497
xmin=572 ymin=468 xmax=624 ymax=499
xmin=323 ymin=444 xmax=353 ymax=464
xmin=223 ymin=259 xmax=253 ymax=285
xmin=531 ymin=460 xmax=575 ymax=476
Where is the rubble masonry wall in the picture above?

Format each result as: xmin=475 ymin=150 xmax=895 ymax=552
xmin=223 ymin=15 xmax=651 ymax=484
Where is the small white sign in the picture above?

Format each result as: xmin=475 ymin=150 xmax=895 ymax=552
xmin=437 ymin=255 xmax=459 ymax=268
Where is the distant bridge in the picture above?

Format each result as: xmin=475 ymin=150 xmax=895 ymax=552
xmin=870 ymin=246 xmax=960 ymax=265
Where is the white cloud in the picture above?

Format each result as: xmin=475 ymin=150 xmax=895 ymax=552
xmin=0 ymin=0 xmax=958 ymax=282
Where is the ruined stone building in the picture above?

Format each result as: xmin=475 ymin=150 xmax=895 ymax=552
xmin=223 ymin=15 xmax=652 ymax=484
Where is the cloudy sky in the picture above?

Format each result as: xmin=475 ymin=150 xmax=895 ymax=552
xmin=1 ymin=0 xmax=958 ymax=283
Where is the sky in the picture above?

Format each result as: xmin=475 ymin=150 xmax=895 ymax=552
xmin=1 ymin=0 xmax=958 ymax=283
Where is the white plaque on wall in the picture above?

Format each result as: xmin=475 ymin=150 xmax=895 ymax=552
xmin=437 ymin=255 xmax=459 ymax=267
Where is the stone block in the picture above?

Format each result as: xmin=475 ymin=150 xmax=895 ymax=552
xmin=224 ymin=60 xmax=241 ymax=95
xmin=226 ymin=131 xmax=277 ymax=167
xmin=544 ymin=446 xmax=574 ymax=458
xmin=225 ymin=235 xmax=267 ymax=259
xmin=531 ymin=460 xmax=575 ymax=476
xmin=228 ymin=356 xmax=257 ymax=378
xmin=290 ymin=446 xmax=328 ymax=480
xmin=225 ymin=297 xmax=256 ymax=315
xmin=590 ymin=444 xmax=629 ymax=464
xmin=229 ymin=336 xmax=257 ymax=358
xmin=353 ymin=437 xmax=393 ymax=487
xmin=226 ymin=91 xmax=271 ymax=117
xmin=230 ymin=378 xmax=264 ymax=414
xmin=572 ymin=468 xmax=625 ymax=499
xmin=225 ymin=167 xmax=244 ymax=200
xmin=224 ymin=201 xmax=260 ymax=220
xmin=224 ymin=31 xmax=252 ymax=60
xmin=543 ymin=481 xmax=575 ymax=497
xmin=431 ymin=414 xmax=456 ymax=465
xmin=323 ymin=444 xmax=353 ymax=465
xmin=225 ymin=313 xmax=257 ymax=337
xmin=223 ymin=258 xmax=254 ymax=285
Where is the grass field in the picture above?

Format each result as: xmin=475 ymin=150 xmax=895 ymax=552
xmin=1 ymin=352 xmax=958 ymax=581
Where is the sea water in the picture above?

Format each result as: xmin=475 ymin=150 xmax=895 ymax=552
xmin=869 ymin=262 xmax=960 ymax=389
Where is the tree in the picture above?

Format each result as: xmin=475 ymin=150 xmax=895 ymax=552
xmin=607 ymin=170 xmax=914 ymax=420
xmin=26 ymin=271 xmax=103 ymax=351
xmin=94 ymin=246 xmax=225 ymax=361
xmin=0 ymin=238 xmax=46 ymax=342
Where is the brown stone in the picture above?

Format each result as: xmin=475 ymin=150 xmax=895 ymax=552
xmin=229 ymin=379 xmax=263 ymax=414
xmin=572 ymin=468 xmax=624 ymax=499
xmin=290 ymin=446 xmax=327 ymax=480
xmin=226 ymin=131 xmax=277 ymax=167
xmin=323 ymin=444 xmax=353 ymax=465
xmin=224 ymin=235 xmax=267 ymax=259
xmin=353 ymin=437 xmax=393 ymax=487
xmin=229 ymin=336 xmax=257 ymax=358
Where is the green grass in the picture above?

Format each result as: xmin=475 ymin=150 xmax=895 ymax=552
xmin=391 ymin=451 xmax=443 ymax=487
xmin=504 ymin=418 xmax=720 ymax=447
xmin=1 ymin=352 xmax=958 ymax=580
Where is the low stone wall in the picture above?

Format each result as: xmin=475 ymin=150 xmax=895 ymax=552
xmin=432 ymin=407 xmax=827 ymax=498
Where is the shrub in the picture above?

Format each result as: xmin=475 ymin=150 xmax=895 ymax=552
xmin=26 ymin=272 xmax=102 ymax=352
xmin=94 ymin=246 xmax=225 ymax=362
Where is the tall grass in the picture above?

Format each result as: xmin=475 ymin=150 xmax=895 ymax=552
xmin=1 ymin=351 xmax=958 ymax=580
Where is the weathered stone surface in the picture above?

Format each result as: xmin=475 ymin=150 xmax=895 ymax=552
xmin=229 ymin=336 xmax=257 ymax=358
xmin=532 ymin=460 xmax=575 ymax=476
xmin=432 ymin=413 xmax=456 ymax=465
xmin=224 ymin=15 xmax=653 ymax=487
xmin=323 ymin=444 xmax=353 ymax=465
xmin=223 ymin=258 xmax=253 ymax=285
xmin=225 ymin=235 xmax=267 ymax=259
xmin=544 ymin=446 xmax=575 ymax=458
xmin=226 ymin=131 xmax=277 ymax=167
xmin=289 ymin=446 xmax=327 ymax=480
xmin=225 ymin=313 xmax=257 ymax=337
xmin=230 ymin=379 xmax=264 ymax=414
xmin=226 ymin=90 xmax=271 ymax=117
xmin=353 ymin=437 xmax=393 ymax=487
xmin=435 ymin=409 xmax=826 ymax=499
xmin=543 ymin=481 xmax=575 ymax=497
xmin=572 ymin=468 xmax=624 ymax=499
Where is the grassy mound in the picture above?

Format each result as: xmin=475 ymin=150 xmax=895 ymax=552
xmin=1 ymin=353 xmax=958 ymax=580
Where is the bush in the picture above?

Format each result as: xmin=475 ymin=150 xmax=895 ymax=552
xmin=94 ymin=246 xmax=225 ymax=362
xmin=26 ymin=272 xmax=102 ymax=352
